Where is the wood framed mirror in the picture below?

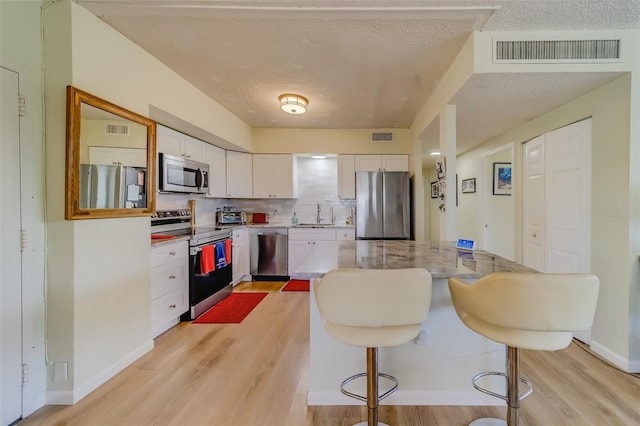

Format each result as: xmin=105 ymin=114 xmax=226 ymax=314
xmin=65 ymin=86 xmax=156 ymax=219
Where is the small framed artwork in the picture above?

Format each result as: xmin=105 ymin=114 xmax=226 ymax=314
xmin=461 ymin=178 xmax=476 ymax=193
xmin=493 ymin=162 xmax=512 ymax=195
xmin=430 ymin=181 xmax=439 ymax=199
xmin=435 ymin=158 xmax=445 ymax=180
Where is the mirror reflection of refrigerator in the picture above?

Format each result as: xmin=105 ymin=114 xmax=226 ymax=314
xmin=79 ymin=164 xmax=146 ymax=209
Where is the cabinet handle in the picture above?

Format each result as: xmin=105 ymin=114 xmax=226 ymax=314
xmin=169 ymin=251 xmax=176 ymax=256
xmin=169 ymin=275 xmax=176 ymax=279
xmin=169 ymin=304 xmax=176 ymax=309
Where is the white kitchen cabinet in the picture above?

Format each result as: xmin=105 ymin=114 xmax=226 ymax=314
xmin=288 ymin=228 xmax=337 ymax=275
xmin=157 ymin=124 xmax=203 ymax=160
xmin=252 ymin=154 xmax=295 ymax=198
xmin=226 ymin=151 xmax=253 ymax=198
xmin=150 ymin=240 xmax=189 ymax=338
xmin=337 ymin=154 xmax=356 ymax=199
xmin=336 ymin=227 xmax=356 ymax=241
xmin=89 ymin=146 xmax=147 ymax=167
xmin=231 ymin=227 xmax=250 ymax=284
xmin=355 ymin=154 xmax=409 ymax=172
xmin=203 ymin=143 xmax=226 ymax=198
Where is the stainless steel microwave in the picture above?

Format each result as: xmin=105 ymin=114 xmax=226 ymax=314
xmin=159 ymin=153 xmax=209 ymax=194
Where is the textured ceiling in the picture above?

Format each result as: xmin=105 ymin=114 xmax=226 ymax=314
xmin=77 ymin=0 xmax=640 ymax=161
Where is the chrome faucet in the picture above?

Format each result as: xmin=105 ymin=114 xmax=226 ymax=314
xmin=329 ymin=207 xmax=335 ymax=224
xmin=316 ymin=203 xmax=321 ymax=224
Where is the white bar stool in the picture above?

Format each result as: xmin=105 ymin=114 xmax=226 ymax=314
xmin=314 ymin=268 xmax=432 ymax=426
xmin=448 ymin=272 xmax=599 ymax=426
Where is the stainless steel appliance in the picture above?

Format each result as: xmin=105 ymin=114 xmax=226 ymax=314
xmin=250 ymin=228 xmax=288 ymax=280
xmin=356 ymin=171 xmax=410 ymax=239
xmin=216 ymin=209 xmax=247 ymax=225
xmin=80 ymin=164 xmax=147 ymax=209
xmin=151 ymin=209 xmax=232 ymax=319
xmin=158 ymin=152 xmax=209 ymax=194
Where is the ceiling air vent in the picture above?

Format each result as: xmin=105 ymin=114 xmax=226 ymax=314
xmin=371 ymin=132 xmax=393 ymax=142
xmin=494 ymin=39 xmax=621 ymax=63
xmin=105 ymin=123 xmax=129 ymax=135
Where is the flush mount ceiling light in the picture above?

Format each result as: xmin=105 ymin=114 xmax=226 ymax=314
xmin=278 ymin=93 xmax=308 ymax=115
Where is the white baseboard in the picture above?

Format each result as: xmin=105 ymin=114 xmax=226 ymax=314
xmin=46 ymin=339 xmax=154 ymax=405
xmin=307 ymin=390 xmax=502 ymax=406
xmin=590 ymin=340 xmax=640 ymax=373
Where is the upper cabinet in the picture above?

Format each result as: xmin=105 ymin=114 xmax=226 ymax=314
xmin=202 ymin=143 xmax=226 ymax=198
xmin=89 ymin=146 xmax=147 ymax=168
xmin=252 ymin=154 xmax=295 ymax=199
xmin=157 ymin=125 xmax=202 ymax=160
xmin=226 ymin=151 xmax=253 ymax=198
xmin=355 ymin=154 xmax=409 ymax=172
xmin=337 ymin=154 xmax=356 ymax=199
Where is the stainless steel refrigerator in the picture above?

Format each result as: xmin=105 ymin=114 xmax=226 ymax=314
xmin=356 ymin=171 xmax=410 ymax=239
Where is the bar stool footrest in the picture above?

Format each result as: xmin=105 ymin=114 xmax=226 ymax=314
xmin=340 ymin=372 xmax=399 ymax=402
xmin=472 ymin=371 xmax=533 ymax=402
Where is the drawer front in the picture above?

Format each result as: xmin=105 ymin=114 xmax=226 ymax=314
xmin=288 ymin=228 xmax=336 ymax=241
xmin=336 ymin=228 xmax=355 ymax=241
xmin=151 ymin=287 xmax=187 ymax=333
xmin=151 ymin=241 xmax=188 ymax=267
xmin=151 ymin=261 xmax=187 ymax=299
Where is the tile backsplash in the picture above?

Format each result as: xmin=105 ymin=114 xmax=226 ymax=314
xmin=156 ymin=156 xmax=355 ymax=226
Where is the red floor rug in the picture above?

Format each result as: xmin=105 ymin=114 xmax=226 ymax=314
xmin=192 ymin=292 xmax=268 ymax=324
xmin=281 ymin=279 xmax=310 ymax=292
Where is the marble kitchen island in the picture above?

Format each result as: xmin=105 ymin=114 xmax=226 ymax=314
xmin=292 ymin=240 xmax=536 ymax=406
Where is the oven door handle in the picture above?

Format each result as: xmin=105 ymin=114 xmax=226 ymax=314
xmin=190 ymin=238 xmax=231 ymax=256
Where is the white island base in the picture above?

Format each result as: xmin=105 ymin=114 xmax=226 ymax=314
xmin=308 ymin=277 xmax=506 ymax=406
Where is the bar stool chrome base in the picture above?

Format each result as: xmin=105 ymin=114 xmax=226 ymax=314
xmin=468 ymin=347 xmax=533 ymax=426
xmin=340 ymin=372 xmax=399 ymax=402
xmin=340 ymin=347 xmax=398 ymax=426
xmin=469 ymin=419 xmax=506 ymax=426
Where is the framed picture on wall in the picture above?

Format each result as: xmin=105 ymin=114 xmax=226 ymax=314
xmin=435 ymin=158 xmax=445 ymax=180
xmin=462 ymin=178 xmax=476 ymax=193
xmin=430 ymin=181 xmax=439 ymax=198
xmin=493 ymin=162 xmax=512 ymax=195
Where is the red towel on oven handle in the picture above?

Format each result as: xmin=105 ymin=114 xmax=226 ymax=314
xmin=225 ymin=239 xmax=232 ymax=264
xmin=200 ymin=245 xmax=215 ymax=275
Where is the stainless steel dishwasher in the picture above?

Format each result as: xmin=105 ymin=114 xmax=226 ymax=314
xmin=250 ymin=228 xmax=288 ymax=280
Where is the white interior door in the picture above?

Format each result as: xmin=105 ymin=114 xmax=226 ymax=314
xmin=522 ymin=136 xmax=546 ymax=271
xmin=544 ymin=120 xmax=592 ymax=274
xmin=480 ymin=144 xmax=515 ymax=260
xmin=1 ymin=66 xmax=23 ymax=425
xmin=522 ymin=119 xmax=592 ymax=342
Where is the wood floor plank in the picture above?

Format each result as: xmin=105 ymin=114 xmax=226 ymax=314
xmin=19 ymin=284 xmax=640 ymax=426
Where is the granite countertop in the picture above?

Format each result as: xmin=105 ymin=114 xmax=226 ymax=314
xmin=291 ymin=240 xmax=537 ymax=280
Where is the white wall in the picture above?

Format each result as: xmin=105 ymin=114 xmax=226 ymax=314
xmin=252 ymin=128 xmax=413 ymax=157
xmin=41 ymin=0 xmax=255 ymax=404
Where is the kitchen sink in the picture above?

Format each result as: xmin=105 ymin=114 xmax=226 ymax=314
xmin=295 ymin=223 xmax=336 ymax=228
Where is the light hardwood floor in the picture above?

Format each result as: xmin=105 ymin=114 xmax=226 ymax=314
xmin=20 ymin=282 xmax=640 ymax=426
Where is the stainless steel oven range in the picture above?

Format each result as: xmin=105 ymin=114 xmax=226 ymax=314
xmin=151 ymin=209 xmax=233 ymax=320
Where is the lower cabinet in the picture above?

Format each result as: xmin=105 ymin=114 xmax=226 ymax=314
xmin=288 ymin=227 xmax=355 ymax=275
xmin=151 ymin=240 xmax=189 ymax=338
xmin=232 ymin=227 xmax=250 ymax=284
